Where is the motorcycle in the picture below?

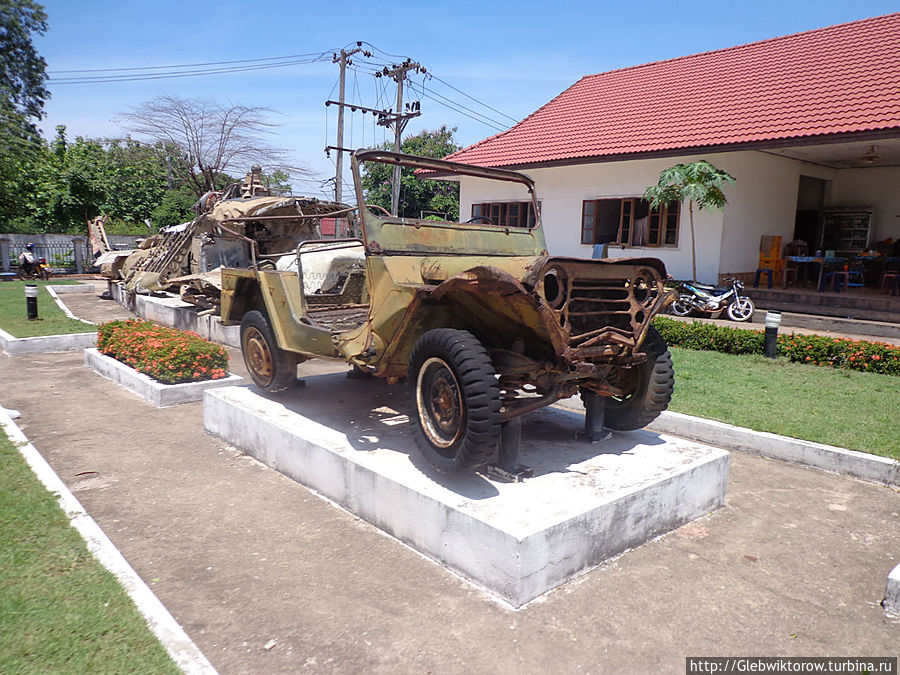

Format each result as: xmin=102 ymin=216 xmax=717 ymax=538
xmin=667 ymin=277 xmax=755 ymax=322
xmin=16 ymin=257 xmax=52 ymax=281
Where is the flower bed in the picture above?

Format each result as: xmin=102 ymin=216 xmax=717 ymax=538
xmin=97 ymin=319 xmax=228 ymax=384
xmin=652 ymin=316 xmax=900 ymax=376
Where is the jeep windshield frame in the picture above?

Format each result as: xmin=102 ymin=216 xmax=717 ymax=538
xmin=350 ymin=149 xmax=546 ymax=257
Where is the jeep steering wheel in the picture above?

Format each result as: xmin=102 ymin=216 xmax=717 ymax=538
xmin=465 ymin=216 xmax=494 ymax=225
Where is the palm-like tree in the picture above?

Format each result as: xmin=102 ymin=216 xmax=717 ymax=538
xmin=643 ymin=160 xmax=735 ymax=281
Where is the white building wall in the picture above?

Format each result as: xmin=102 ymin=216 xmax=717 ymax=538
xmin=457 ymin=150 xmax=888 ymax=284
xmin=710 ymin=152 xmax=833 ymax=277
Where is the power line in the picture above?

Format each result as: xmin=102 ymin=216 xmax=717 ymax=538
xmin=48 ymin=56 xmax=332 ymax=84
xmin=350 ymin=59 xmax=514 ymax=131
xmin=406 ymin=81 xmax=507 ymax=133
xmin=428 ymin=74 xmax=518 ymax=124
xmin=46 ymin=41 xmax=517 ymax=134
xmin=410 ymin=80 xmax=508 ymax=130
xmin=47 ymin=51 xmax=336 ymax=74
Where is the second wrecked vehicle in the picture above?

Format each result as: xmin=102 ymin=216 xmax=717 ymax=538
xmin=220 ymin=150 xmax=675 ymax=475
xmin=95 ymin=166 xmax=355 ymax=309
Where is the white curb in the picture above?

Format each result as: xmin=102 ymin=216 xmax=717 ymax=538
xmin=84 ymin=348 xmax=242 ymax=407
xmin=648 ymin=411 xmax=900 ymax=488
xmin=884 ymin=563 xmax=900 ymax=615
xmin=0 ymin=326 xmax=97 ymax=355
xmin=0 ymin=410 xmax=218 ymax=674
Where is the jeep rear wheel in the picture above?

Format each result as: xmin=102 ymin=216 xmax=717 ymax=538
xmin=240 ymin=310 xmax=297 ymax=393
xmin=407 ymin=329 xmax=501 ymax=474
xmin=594 ymin=327 xmax=674 ymax=431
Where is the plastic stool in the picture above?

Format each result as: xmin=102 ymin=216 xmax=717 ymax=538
xmin=754 ymin=268 xmax=773 ymax=288
xmin=821 ymin=271 xmax=845 ymax=293
xmin=882 ymin=272 xmax=899 ymax=294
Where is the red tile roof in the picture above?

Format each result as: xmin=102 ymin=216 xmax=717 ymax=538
xmin=448 ymin=13 xmax=900 ymax=168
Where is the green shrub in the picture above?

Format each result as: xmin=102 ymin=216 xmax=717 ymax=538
xmin=652 ymin=316 xmax=900 ymax=377
xmin=97 ymin=319 xmax=228 ymax=384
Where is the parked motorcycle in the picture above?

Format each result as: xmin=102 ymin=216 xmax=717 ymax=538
xmin=667 ymin=277 xmax=755 ymax=322
xmin=16 ymin=257 xmax=51 ymax=281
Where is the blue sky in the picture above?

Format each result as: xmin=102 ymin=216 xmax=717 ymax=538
xmin=36 ymin=0 xmax=898 ymax=198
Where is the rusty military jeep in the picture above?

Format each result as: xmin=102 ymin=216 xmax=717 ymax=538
xmin=219 ymin=150 xmax=674 ymax=475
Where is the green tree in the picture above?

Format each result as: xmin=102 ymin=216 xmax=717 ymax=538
xmin=0 ymin=0 xmax=50 ymax=221
xmin=361 ymin=126 xmax=461 ymax=219
xmin=150 ymin=186 xmax=196 ymax=229
xmin=9 ymin=127 xmax=176 ymax=233
xmin=643 ymin=160 xmax=735 ymax=281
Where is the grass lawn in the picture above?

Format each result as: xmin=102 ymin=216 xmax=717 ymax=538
xmin=669 ymin=347 xmax=900 ymax=460
xmin=0 ymin=280 xmax=94 ymax=338
xmin=0 ymin=429 xmax=179 ymax=674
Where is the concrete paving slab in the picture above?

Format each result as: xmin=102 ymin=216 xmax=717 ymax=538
xmin=85 ymin=347 xmax=242 ymax=408
xmin=2 ymin=349 xmax=899 ymax=673
xmin=203 ymin=376 xmax=728 ymax=607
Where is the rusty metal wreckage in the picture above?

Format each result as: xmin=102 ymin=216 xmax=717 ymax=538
xmin=97 ymin=150 xmax=676 ymax=478
xmin=209 ymin=150 xmax=677 ymax=478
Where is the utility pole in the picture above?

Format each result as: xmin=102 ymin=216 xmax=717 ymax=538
xmin=333 ymin=44 xmax=363 ymax=204
xmin=325 ymin=53 xmax=423 ymax=215
xmin=377 ymin=59 xmax=424 ymax=215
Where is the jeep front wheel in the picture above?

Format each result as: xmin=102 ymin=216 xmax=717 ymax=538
xmin=593 ymin=327 xmax=674 ymax=430
xmin=240 ymin=310 xmax=297 ymax=392
xmin=407 ymin=329 xmax=501 ymax=474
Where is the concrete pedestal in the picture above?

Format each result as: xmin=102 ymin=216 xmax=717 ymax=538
xmin=203 ymin=376 xmax=729 ymax=607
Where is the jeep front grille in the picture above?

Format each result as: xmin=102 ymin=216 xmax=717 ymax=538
xmin=541 ymin=262 xmax=665 ymax=359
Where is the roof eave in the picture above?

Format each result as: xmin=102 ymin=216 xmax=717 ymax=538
xmin=465 ymin=128 xmax=900 ymax=171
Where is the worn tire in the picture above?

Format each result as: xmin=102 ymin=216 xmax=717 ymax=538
xmin=407 ymin=329 xmax=502 ymax=474
xmin=240 ymin=309 xmax=297 ymax=392
xmin=591 ymin=327 xmax=674 ymax=431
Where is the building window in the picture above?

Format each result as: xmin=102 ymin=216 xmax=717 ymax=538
xmin=471 ymin=201 xmax=538 ymax=228
xmin=581 ymin=198 xmax=680 ymax=247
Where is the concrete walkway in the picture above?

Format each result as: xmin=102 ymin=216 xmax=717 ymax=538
xmin=1 ymin=284 xmax=898 ymax=673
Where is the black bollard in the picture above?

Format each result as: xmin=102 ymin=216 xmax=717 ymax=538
xmin=764 ymin=311 xmax=781 ymax=358
xmin=25 ymin=283 xmax=38 ymax=320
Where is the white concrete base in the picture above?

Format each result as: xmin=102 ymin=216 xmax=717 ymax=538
xmin=647 ymin=410 xmax=900 ymax=488
xmin=85 ymin=348 xmax=242 ymax=408
xmin=109 ymin=282 xmax=240 ymax=348
xmin=203 ymin=376 xmax=729 ymax=607
xmin=884 ymin=563 xmax=900 ymax=616
xmin=553 ymin=398 xmax=900 ymax=489
xmin=1 ymin=326 xmax=97 ymax=355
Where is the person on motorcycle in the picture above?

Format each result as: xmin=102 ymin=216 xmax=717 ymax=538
xmin=18 ymin=244 xmax=36 ymax=276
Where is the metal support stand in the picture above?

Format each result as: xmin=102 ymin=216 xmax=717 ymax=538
xmin=579 ymin=390 xmax=612 ymax=443
xmin=486 ymin=417 xmax=533 ymax=482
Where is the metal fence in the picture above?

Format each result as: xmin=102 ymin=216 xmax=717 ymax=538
xmin=8 ymin=241 xmax=89 ymax=272
xmin=0 ymin=238 xmax=91 ymax=274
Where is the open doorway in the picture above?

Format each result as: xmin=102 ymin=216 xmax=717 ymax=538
xmin=793 ymin=176 xmax=827 ymax=250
